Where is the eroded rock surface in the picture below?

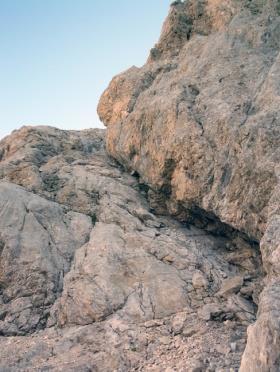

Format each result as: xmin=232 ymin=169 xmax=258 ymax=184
xmin=98 ymin=1 xmax=280 ymax=370
xmin=0 ymin=126 xmax=263 ymax=371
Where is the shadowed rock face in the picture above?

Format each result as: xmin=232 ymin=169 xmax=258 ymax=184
xmin=0 ymin=126 xmax=263 ymax=371
xmin=98 ymin=1 xmax=280 ymax=370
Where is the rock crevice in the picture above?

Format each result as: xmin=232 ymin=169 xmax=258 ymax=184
xmin=0 ymin=126 xmax=264 ymax=371
xmin=98 ymin=1 xmax=280 ymax=370
xmin=0 ymin=1 xmax=279 ymax=370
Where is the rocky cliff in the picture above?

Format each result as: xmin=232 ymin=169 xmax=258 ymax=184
xmin=0 ymin=126 xmax=264 ymax=371
xmin=98 ymin=0 xmax=280 ymax=371
xmin=0 ymin=1 xmax=279 ymax=371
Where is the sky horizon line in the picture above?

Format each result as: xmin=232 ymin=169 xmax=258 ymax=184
xmin=0 ymin=1 xmax=172 ymax=140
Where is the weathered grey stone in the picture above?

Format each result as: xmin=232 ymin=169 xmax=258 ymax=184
xmin=192 ymin=271 xmax=208 ymax=289
xmin=240 ymin=281 xmax=280 ymax=372
xmin=99 ymin=1 xmax=280 ymax=241
xmin=98 ymin=1 xmax=280 ymax=370
xmin=0 ymin=125 xmax=261 ymax=370
xmin=0 ymin=181 xmax=92 ymax=335
xmin=0 ymin=0 xmax=279 ymax=369
xmin=217 ymin=276 xmax=244 ymax=298
xmin=198 ymin=303 xmax=222 ymax=321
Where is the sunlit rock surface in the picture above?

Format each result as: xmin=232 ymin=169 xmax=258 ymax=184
xmin=0 ymin=126 xmax=263 ymax=371
xmin=98 ymin=1 xmax=280 ymax=370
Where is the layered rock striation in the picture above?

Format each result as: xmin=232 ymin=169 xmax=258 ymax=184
xmin=98 ymin=1 xmax=280 ymax=371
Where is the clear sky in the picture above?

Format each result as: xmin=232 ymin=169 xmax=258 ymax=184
xmin=0 ymin=0 xmax=172 ymax=139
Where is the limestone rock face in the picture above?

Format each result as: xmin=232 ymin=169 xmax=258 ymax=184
xmin=98 ymin=0 xmax=279 ymax=241
xmin=98 ymin=1 xmax=280 ymax=370
xmin=0 ymin=1 xmax=279 ymax=370
xmin=0 ymin=181 xmax=92 ymax=336
xmin=0 ymin=126 xmax=262 ymax=370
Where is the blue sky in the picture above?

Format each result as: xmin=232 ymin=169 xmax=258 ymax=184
xmin=0 ymin=0 xmax=171 ymax=139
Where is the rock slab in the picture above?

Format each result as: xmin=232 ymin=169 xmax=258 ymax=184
xmin=0 ymin=125 xmax=263 ymax=371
